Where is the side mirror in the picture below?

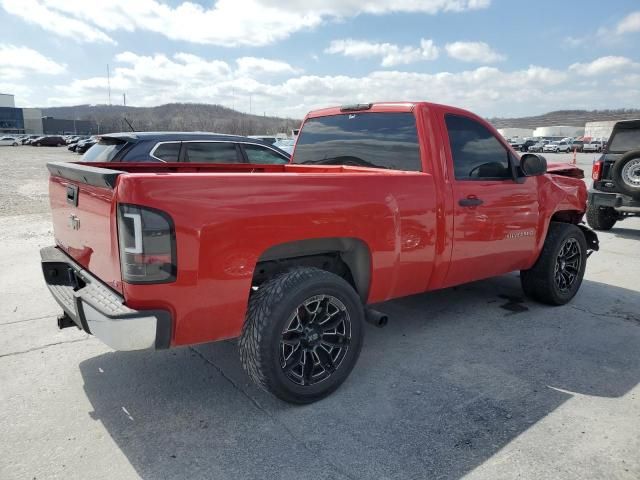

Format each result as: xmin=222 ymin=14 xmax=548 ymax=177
xmin=520 ymin=153 xmax=547 ymax=177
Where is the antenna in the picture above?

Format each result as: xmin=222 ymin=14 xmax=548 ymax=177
xmin=107 ymin=64 xmax=111 ymax=105
xmin=123 ymin=117 xmax=135 ymax=132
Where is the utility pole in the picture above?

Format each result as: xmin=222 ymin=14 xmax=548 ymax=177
xmin=123 ymin=93 xmax=126 ymax=106
xmin=249 ymin=94 xmax=252 ymax=115
xmin=107 ymin=64 xmax=112 ymax=106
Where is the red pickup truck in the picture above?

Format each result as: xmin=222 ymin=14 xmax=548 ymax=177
xmin=41 ymin=102 xmax=598 ymax=403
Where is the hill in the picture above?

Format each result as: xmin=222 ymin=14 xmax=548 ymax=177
xmin=488 ymin=109 xmax=640 ymax=129
xmin=40 ymin=103 xmax=300 ymax=136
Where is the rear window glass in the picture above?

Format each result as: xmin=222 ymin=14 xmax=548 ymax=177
xmin=184 ymin=142 xmax=240 ymax=163
xmin=82 ymin=139 xmax=128 ymax=162
xmin=609 ymin=128 xmax=640 ymax=152
xmin=293 ymin=112 xmax=421 ymax=171
xmin=152 ymin=142 xmax=180 ymax=161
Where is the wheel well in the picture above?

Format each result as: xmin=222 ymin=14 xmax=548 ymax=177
xmin=253 ymin=238 xmax=371 ymax=301
xmin=550 ymin=210 xmax=583 ymax=224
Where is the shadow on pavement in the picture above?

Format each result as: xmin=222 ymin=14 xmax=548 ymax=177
xmin=79 ymin=274 xmax=640 ymax=479
xmin=610 ymin=226 xmax=640 ymax=241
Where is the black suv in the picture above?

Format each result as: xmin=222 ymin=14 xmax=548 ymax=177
xmin=82 ymin=132 xmax=291 ymax=165
xmin=587 ymin=119 xmax=640 ymax=230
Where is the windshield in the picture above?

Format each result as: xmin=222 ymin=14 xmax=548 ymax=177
xmin=293 ymin=112 xmax=421 ymax=171
xmin=82 ymin=138 xmax=128 ymax=162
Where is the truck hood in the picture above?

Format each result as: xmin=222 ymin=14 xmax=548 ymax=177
xmin=546 ymin=162 xmax=584 ymax=179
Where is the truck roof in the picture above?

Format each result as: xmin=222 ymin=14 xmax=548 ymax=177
xmin=305 ymin=101 xmax=483 ymax=120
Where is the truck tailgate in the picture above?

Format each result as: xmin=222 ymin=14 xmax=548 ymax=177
xmin=47 ymin=162 xmax=124 ymax=294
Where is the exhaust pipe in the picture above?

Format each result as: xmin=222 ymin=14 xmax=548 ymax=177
xmin=365 ymin=308 xmax=388 ymax=328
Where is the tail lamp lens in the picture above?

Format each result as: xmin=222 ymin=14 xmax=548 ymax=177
xmin=117 ymin=204 xmax=176 ymax=283
xmin=591 ymin=160 xmax=603 ymax=181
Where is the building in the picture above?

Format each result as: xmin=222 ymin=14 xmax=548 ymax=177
xmin=533 ymin=125 xmax=584 ymax=138
xmin=584 ymin=121 xmax=620 ymax=140
xmin=497 ymin=127 xmax=534 ymax=139
xmin=22 ymin=108 xmax=43 ymax=134
xmin=0 ymin=93 xmax=97 ymax=135
xmin=41 ymin=116 xmax=97 ymax=135
xmin=0 ymin=93 xmax=16 ymax=108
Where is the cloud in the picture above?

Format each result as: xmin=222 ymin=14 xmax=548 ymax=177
xmin=0 ymin=0 xmax=491 ymax=47
xmin=236 ymin=57 xmax=301 ymax=76
xmin=445 ymin=41 xmax=505 ymax=63
xmin=0 ymin=0 xmax=116 ymax=44
xmin=0 ymin=44 xmax=66 ymax=80
xmin=615 ymin=11 xmax=640 ymax=34
xmin=48 ymin=50 xmax=640 ymax=120
xmin=569 ymin=56 xmax=639 ymax=76
xmin=325 ymin=39 xmax=439 ymax=66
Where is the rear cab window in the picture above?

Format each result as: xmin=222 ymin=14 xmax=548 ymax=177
xmin=293 ymin=112 xmax=422 ymax=171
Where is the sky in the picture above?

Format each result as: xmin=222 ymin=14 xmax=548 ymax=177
xmin=0 ymin=0 xmax=639 ymax=119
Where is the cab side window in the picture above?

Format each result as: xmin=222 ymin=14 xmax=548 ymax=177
xmin=445 ymin=114 xmax=512 ymax=180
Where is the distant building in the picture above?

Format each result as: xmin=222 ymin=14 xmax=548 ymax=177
xmin=0 ymin=93 xmax=16 ymax=108
xmin=497 ymin=127 xmax=534 ymax=138
xmin=533 ymin=126 xmax=584 ymax=138
xmin=22 ymin=108 xmax=43 ymax=134
xmin=584 ymin=121 xmax=621 ymax=140
xmin=41 ymin=116 xmax=97 ymax=135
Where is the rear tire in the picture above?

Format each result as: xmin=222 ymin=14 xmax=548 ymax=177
xmin=239 ymin=267 xmax=364 ymax=404
xmin=521 ymin=222 xmax=587 ymax=305
xmin=586 ymin=203 xmax=617 ymax=231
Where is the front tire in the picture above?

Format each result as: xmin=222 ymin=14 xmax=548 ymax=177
xmin=521 ymin=222 xmax=587 ymax=305
xmin=586 ymin=203 xmax=617 ymax=231
xmin=239 ymin=267 xmax=364 ymax=404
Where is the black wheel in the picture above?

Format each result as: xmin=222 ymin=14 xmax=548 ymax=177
xmin=239 ymin=267 xmax=364 ymax=404
xmin=611 ymin=150 xmax=640 ymax=199
xmin=521 ymin=222 xmax=587 ymax=305
xmin=586 ymin=203 xmax=617 ymax=231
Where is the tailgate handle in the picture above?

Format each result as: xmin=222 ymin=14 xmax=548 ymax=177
xmin=66 ymin=185 xmax=79 ymax=207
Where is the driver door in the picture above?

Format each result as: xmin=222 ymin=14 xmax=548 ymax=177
xmin=442 ymin=114 xmax=540 ymax=287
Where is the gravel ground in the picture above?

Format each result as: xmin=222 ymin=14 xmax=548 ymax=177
xmin=0 ymin=146 xmax=638 ymax=480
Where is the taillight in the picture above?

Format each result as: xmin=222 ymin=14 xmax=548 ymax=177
xmin=117 ymin=204 xmax=176 ymax=283
xmin=591 ymin=160 xmax=603 ymax=181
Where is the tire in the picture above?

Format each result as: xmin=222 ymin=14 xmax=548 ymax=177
xmin=521 ymin=222 xmax=587 ymax=306
xmin=35 ymin=143 xmax=41 ymax=147
xmin=611 ymin=150 xmax=640 ymax=199
xmin=239 ymin=267 xmax=364 ymax=404
xmin=586 ymin=203 xmax=617 ymax=231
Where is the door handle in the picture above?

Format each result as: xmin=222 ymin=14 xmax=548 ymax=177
xmin=459 ymin=196 xmax=483 ymax=207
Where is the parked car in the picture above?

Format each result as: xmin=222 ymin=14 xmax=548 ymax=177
xmin=273 ymin=138 xmax=295 ymax=154
xmin=41 ymin=101 xmax=598 ymax=404
xmin=571 ymin=140 xmax=584 ymax=152
xmin=0 ymin=136 xmax=19 ymax=146
xmin=520 ymin=139 xmax=539 ymax=152
xmin=583 ymin=140 xmax=604 ymax=153
xmin=81 ymin=132 xmax=291 ymax=164
xmin=508 ymin=138 xmax=524 ymax=150
xmin=528 ymin=140 xmax=549 ymax=153
xmin=30 ymin=136 xmax=65 ymax=147
xmin=587 ymin=119 xmax=640 ymax=230
xmin=543 ymin=141 xmax=571 ymax=153
xmin=21 ymin=135 xmax=40 ymax=145
xmin=75 ymin=138 xmax=97 ymax=154
xmin=248 ymin=135 xmax=278 ymax=145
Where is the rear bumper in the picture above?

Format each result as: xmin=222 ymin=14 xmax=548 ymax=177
xmin=588 ymin=190 xmax=640 ymax=213
xmin=40 ymin=246 xmax=172 ymax=351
